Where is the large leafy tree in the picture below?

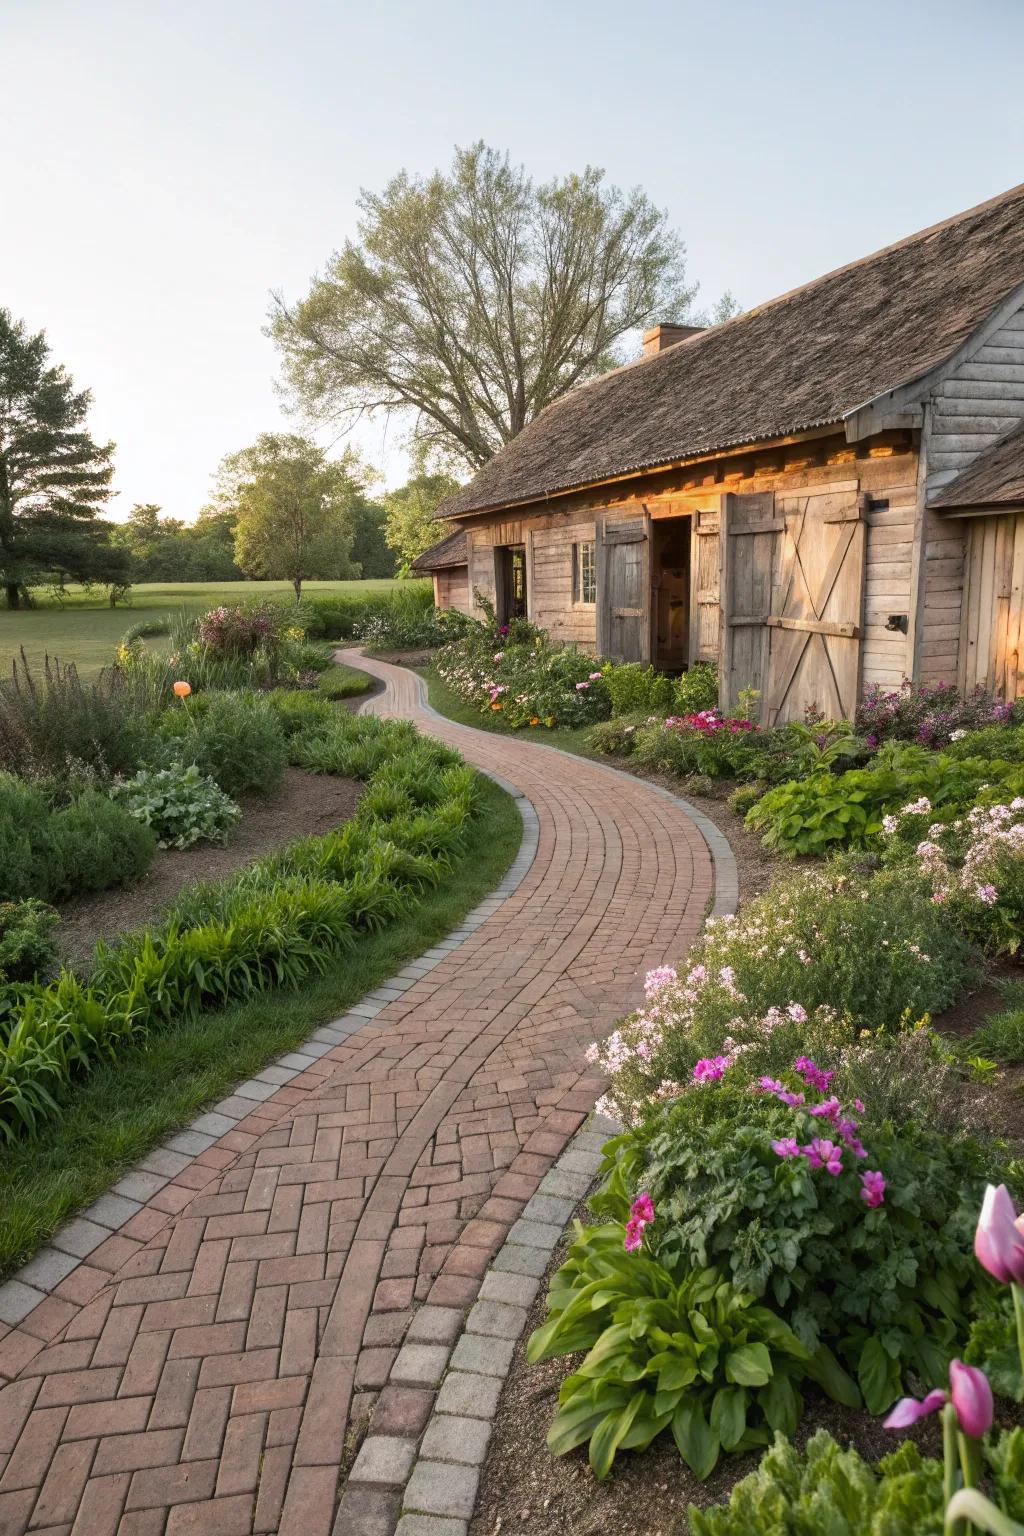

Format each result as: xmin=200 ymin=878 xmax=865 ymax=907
xmin=0 ymin=309 xmax=119 ymax=607
xmin=383 ymin=472 xmax=460 ymax=567
xmin=112 ymin=503 xmax=242 ymax=582
xmin=212 ymin=433 xmax=366 ymax=600
xmin=271 ymin=143 xmax=708 ymax=470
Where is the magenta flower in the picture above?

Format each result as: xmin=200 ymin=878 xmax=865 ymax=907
xmin=777 ymin=1089 xmax=806 ymax=1107
xmin=756 ymin=1075 xmax=784 ymax=1094
xmin=974 ymin=1183 xmax=1024 ymax=1285
xmin=793 ymin=1057 xmax=834 ymax=1093
xmin=630 ymin=1192 xmax=655 ymax=1225
xmin=623 ymin=1217 xmax=645 ymax=1254
xmin=693 ymin=1055 xmax=729 ymax=1083
xmin=809 ymin=1096 xmax=842 ymax=1123
xmin=772 ymin=1137 xmax=802 ymax=1159
xmin=804 ymin=1138 xmax=843 ymax=1175
xmin=860 ymin=1170 xmax=886 ymax=1207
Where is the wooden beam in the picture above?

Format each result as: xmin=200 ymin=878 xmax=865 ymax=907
xmin=765 ymin=615 xmax=861 ymax=639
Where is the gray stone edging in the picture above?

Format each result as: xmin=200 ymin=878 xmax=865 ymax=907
xmin=398 ymin=663 xmax=739 ymax=920
xmin=340 ymin=1112 xmax=623 ymax=1536
xmin=0 ymin=752 xmax=540 ymax=1331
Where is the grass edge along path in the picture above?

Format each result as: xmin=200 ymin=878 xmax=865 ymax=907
xmin=0 ymin=774 xmax=521 ymax=1280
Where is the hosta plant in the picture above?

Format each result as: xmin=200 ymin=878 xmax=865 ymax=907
xmin=113 ymin=763 xmax=241 ymax=849
xmin=526 ymin=1215 xmax=844 ymax=1481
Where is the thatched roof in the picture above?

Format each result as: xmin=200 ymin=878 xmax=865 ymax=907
xmin=930 ymin=422 xmax=1024 ymax=512
xmin=438 ymin=182 xmax=1024 ymax=520
xmin=410 ymin=528 xmax=469 ymax=571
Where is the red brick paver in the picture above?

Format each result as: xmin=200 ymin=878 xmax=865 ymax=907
xmin=0 ymin=655 xmax=715 ymax=1535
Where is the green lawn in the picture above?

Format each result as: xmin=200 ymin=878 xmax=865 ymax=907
xmin=0 ymin=774 xmax=521 ymax=1279
xmin=1 ymin=579 xmax=409 ymax=678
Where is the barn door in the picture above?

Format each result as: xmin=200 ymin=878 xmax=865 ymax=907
xmin=762 ymin=488 xmax=867 ymax=724
xmin=596 ymin=513 xmax=652 ymax=661
xmin=720 ymin=491 xmax=780 ymax=717
xmin=689 ymin=508 xmax=722 ymax=665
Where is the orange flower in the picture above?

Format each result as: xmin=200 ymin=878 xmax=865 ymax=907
xmin=173 ymin=680 xmax=192 ymax=698
xmin=490 ymin=700 xmax=502 ymax=711
xmin=529 ymin=716 xmax=540 ymax=726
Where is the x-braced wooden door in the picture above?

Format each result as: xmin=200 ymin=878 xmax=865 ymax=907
xmin=762 ymin=488 xmax=867 ymax=724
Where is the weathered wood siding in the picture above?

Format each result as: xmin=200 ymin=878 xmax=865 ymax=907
xmin=926 ymin=305 xmax=1024 ymax=498
xmin=959 ymin=511 xmax=1024 ymax=699
xmin=434 ymin=567 xmax=472 ymax=614
xmin=862 ymin=477 xmax=918 ymax=687
xmin=468 ymin=518 xmax=599 ymax=643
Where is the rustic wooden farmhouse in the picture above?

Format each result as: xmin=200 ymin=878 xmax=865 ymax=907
xmin=422 ymin=183 xmax=1024 ymax=722
xmin=410 ymin=527 xmax=469 ymax=609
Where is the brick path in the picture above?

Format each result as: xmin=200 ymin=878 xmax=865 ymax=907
xmin=0 ymin=655 xmax=719 ymax=1536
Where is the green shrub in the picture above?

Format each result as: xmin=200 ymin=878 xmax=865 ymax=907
xmin=302 ymin=583 xmax=433 ymax=641
xmin=603 ymin=663 xmax=675 ymax=716
xmin=0 ymin=901 xmax=59 ymax=984
xmin=436 ymin=614 xmax=612 ymax=729
xmin=589 ymin=864 xmax=976 ymax=1126
xmin=970 ymin=1005 xmax=1024 ymax=1065
xmin=113 ymin=764 xmax=241 ymax=850
xmin=727 ymin=782 xmax=765 ymax=817
xmin=965 ymin=1288 xmax=1024 ymax=1403
xmin=357 ymin=595 xmax=475 ymax=650
xmin=631 ymin=717 xmax=763 ymax=780
xmin=586 ymin=714 xmax=649 ymax=756
xmin=0 ymin=775 xmax=156 ymax=904
xmin=148 ymin=691 xmax=287 ymax=797
xmin=0 ymin=649 xmax=153 ymax=779
xmin=673 ymin=662 xmax=719 ymax=714
xmin=606 ymin=1081 xmax=991 ymax=1413
xmin=685 ymin=1430 xmax=946 ymax=1535
xmin=267 ymin=689 xmax=336 ymax=737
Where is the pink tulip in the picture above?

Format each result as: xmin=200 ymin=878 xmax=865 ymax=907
xmin=949 ymin=1359 xmax=994 ymax=1439
xmin=883 ymin=1388 xmax=947 ymax=1429
xmin=975 ymin=1183 xmax=1024 ymax=1285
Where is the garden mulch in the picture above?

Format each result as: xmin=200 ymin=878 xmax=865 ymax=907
xmin=54 ymin=766 xmax=362 ymax=966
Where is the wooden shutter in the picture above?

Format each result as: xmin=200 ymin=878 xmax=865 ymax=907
xmin=596 ymin=513 xmax=652 ymax=661
xmin=720 ymin=491 xmax=780 ymax=716
xmin=689 ymin=508 xmax=722 ymax=664
xmin=762 ymin=487 xmax=867 ymax=724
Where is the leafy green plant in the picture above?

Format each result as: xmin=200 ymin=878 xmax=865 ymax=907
xmin=727 ymin=782 xmax=765 ymax=817
xmin=301 ymin=582 xmax=434 ymax=641
xmin=587 ymin=714 xmax=649 ymax=756
xmin=317 ymin=664 xmax=373 ymax=700
xmin=685 ymin=1429 xmax=946 ymax=1535
xmin=527 ymin=1219 xmax=823 ymax=1480
xmin=965 ymin=1290 xmax=1024 ymax=1403
xmin=113 ymin=763 xmax=241 ymax=849
xmin=970 ymin=1006 xmax=1024 ymax=1066
xmin=0 ymin=901 xmax=59 ymax=984
xmin=147 ymin=689 xmax=287 ymax=796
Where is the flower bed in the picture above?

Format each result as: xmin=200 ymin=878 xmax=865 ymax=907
xmin=436 ymin=615 xmax=612 ymax=728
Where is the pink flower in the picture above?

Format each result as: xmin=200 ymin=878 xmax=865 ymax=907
xmin=693 ymin=1056 xmax=729 ymax=1083
xmin=630 ymin=1192 xmax=655 ymax=1225
xmin=974 ymin=1183 xmax=1024 ymax=1285
xmin=644 ymin=965 xmax=677 ymax=999
xmin=575 ymin=681 xmax=589 ymax=691
xmin=772 ymin=1137 xmax=802 ymax=1159
xmin=589 ymin=671 xmax=602 ymax=681
xmin=884 ymin=1387 xmax=949 ymax=1429
xmin=756 ymin=1075 xmax=784 ymax=1094
xmin=786 ymin=1002 xmax=808 ymax=1023
xmin=976 ymin=883 xmax=998 ymax=905
xmin=794 ymin=1057 xmax=834 ymax=1094
xmin=804 ymin=1138 xmax=843 ymax=1175
xmin=860 ymin=1170 xmax=886 ymax=1207
xmin=777 ymin=1089 xmax=806 ymax=1107
xmin=623 ymin=1217 xmax=645 ymax=1254
xmin=809 ymin=1096 xmax=842 ymax=1124
xmin=949 ymin=1360 xmax=994 ymax=1439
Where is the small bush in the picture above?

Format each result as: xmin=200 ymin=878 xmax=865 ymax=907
xmin=0 ymin=649 xmax=153 ymax=780
xmin=586 ymin=714 xmax=649 ymax=756
xmin=0 ymin=901 xmax=59 ymax=984
xmin=727 ymin=782 xmax=765 ymax=817
xmin=436 ymin=621 xmax=611 ymax=729
xmin=302 ymin=583 xmax=433 ymax=641
xmin=148 ymin=691 xmax=287 ymax=797
xmin=970 ymin=1005 xmax=1024 ymax=1065
xmin=857 ymin=678 xmax=1013 ymax=748
xmin=0 ymin=775 xmax=156 ymax=904
xmin=673 ymin=662 xmax=719 ymax=714
xmin=603 ymin=663 xmax=675 ymax=716
xmin=113 ymin=764 xmax=241 ymax=849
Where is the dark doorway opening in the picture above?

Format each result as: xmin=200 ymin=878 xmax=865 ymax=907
xmin=652 ymin=518 xmax=690 ymax=669
xmin=496 ymin=545 xmax=528 ymax=624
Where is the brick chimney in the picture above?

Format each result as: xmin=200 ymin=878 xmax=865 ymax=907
xmin=642 ymin=323 xmax=705 ymax=357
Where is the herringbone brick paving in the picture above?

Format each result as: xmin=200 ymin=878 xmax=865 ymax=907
xmin=0 ymin=654 xmax=714 ymax=1536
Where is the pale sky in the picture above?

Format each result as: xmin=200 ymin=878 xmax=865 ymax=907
xmin=4 ymin=0 xmax=1023 ymax=521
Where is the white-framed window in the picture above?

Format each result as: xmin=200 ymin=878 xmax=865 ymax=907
xmin=573 ymin=540 xmax=596 ymax=604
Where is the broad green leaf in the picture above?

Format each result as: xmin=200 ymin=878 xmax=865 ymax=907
xmin=589 ymin=1393 xmax=645 ymax=1479
xmin=710 ymin=1386 xmax=748 ymax=1451
xmin=725 ymin=1343 xmax=773 ymax=1387
xmin=672 ymin=1399 xmax=720 ymax=1481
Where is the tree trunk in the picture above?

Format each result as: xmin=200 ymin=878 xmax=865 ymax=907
xmin=293 ymin=577 xmax=302 ymax=601
xmin=4 ymin=581 xmax=21 ymax=610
